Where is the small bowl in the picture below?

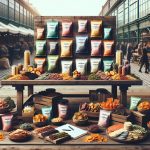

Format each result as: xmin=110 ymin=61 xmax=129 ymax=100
xmin=73 ymin=118 xmax=88 ymax=126
xmin=33 ymin=120 xmax=48 ymax=127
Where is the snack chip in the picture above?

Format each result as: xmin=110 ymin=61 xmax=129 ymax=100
xmin=90 ymin=58 xmax=101 ymax=73
xmin=75 ymin=36 xmax=88 ymax=54
xmin=76 ymin=59 xmax=87 ymax=75
xmin=36 ymin=40 xmax=46 ymax=56
xmin=78 ymin=20 xmax=87 ymax=33
xmin=61 ymin=60 xmax=72 ymax=74
xmin=60 ymin=40 xmax=73 ymax=57
xmin=91 ymin=40 xmax=102 ymax=56
xmin=62 ymin=21 xmax=73 ymax=36
xmin=103 ymin=40 xmax=114 ymax=56
xmin=36 ymin=27 xmax=45 ymax=40
xmin=48 ymin=41 xmax=59 ymax=55
xmin=91 ymin=20 xmax=102 ymax=37
xmin=47 ymin=55 xmax=59 ymax=72
xmin=104 ymin=27 xmax=112 ymax=40
xmin=47 ymin=21 xmax=59 ymax=38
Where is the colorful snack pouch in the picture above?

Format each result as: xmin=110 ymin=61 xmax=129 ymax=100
xmin=90 ymin=58 xmax=101 ymax=73
xmin=60 ymin=40 xmax=73 ymax=57
xmin=104 ymin=27 xmax=112 ymax=40
xmin=98 ymin=110 xmax=111 ymax=127
xmin=47 ymin=21 xmax=59 ymax=38
xmin=48 ymin=41 xmax=59 ymax=55
xmin=61 ymin=60 xmax=72 ymax=74
xmin=78 ymin=20 xmax=87 ymax=33
xmin=2 ymin=114 xmax=13 ymax=131
xmin=91 ymin=20 xmax=102 ymax=37
xmin=47 ymin=55 xmax=59 ymax=72
xmin=129 ymin=97 xmax=141 ymax=110
xmin=36 ymin=40 xmax=46 ymax=56
xmin=103 ymin=58 xmax=113 ymax=71
xmin=62 ymin=21 xmax=72 ymax=36
xmin=76 ymin=35 xmax=88 ymax=54
xmin=58 ymin=100 xmax=68 ymax=119
xmin=34 ymin=57 xmax=46 ymax=73
xmin=42 ymin=106 xmax=52 ymax=120
xmin=76 ymin=59 xmax=87 ymax=75
xmin=36 ymin=27 xmax=45 ymax=40
xmin=91 ymin=40 xmax=102 ymax=56
xmin=103 ymin=40 xmax=114 ymax=56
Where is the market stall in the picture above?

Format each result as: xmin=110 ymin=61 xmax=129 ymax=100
xmin=1 ymin=16 xmax=150 ymax=146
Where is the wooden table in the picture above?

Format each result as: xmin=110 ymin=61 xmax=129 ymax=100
xmin=1 ymin=80 xmax=143 ymax=116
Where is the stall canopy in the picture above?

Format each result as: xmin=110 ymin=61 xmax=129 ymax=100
xmin=0 ymin=22 xmax=34 ymax=36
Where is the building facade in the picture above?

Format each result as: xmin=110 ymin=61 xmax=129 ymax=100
xmin=0 ymin=0 xmax=39 ymax=29
xmin=100 ymin=0 xmax=150 ymax=45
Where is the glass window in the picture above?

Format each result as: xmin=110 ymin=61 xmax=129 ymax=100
xmin=27 ymin=10 xmax=30 ymax=26
xmin=24 ymin=8 xmax=27 ymax=25
xmin=9 ymin=0 xmax=14 ymax=20
xmin=140 ymin=0 xmax=149 ymax=18
xmin=129 ymin=1 xmax=137 ymax=22
xmin=15 ymin=2 xmax=19 ymax=22
xmin=20 ymin=5 xmax=24 ymax=24
xmin=118 ymin=3 xmax=124 ymax=27
xmin=0 ymin=0 xmax=8 ymax=18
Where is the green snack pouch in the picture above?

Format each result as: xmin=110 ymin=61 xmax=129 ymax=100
xmin=42 ymin=106 xmax=52 ymax=120
xmin=47 ymin=55 xmax=59 ymax=72
xmin=47 ymin=21 xmax=59 ymax=38
xmin=103 ymin=58 xmax=113 ymax=72
xmin=36 ymin=40 xmax=46 ymax=56
xmin=104 ymin=28 xmax=112 ymax=40
xmin=129 ymin=97 xmax=141 ymax=110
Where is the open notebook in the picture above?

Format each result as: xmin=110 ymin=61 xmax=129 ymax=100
xmin=56 ymin=124 xmax=88 ymax=139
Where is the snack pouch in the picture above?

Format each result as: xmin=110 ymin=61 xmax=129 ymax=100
xmin=76 ymin=59 xmax=87 ymax=75
xmin=42 ymin=106 xmax=52 ymax=120
xmin=103 ymin=40 xmax=114 ymax=56
xmin=78 ymin=20 xmax=87 ymax=33
xmin=76 ymin=36 xmax=88 ymax=54
xmin=2 ymin=114 xmax=13 ymax=131
xmin=104 ymin=27 xmax=112 ymax=40
xmin=129 ymin=97 xmax=141 ymax=110
xmin=90 ymin=58 xmax=101 ymax=73
xmin=48 ymin=41 xmax=59 ymax=55
xmin=62 ymin=21 xmax=72 ymax=36
xmin=91 ymin=40 xmax=102 ymax=56
xmin=60 ymin=40 xmax=73 ymax=57
xmin=36 ymin=27 xmax=45 ymax=40
xmin=98 ymin=110 xmax=111 ymax=127
xmin=91 ymin=20 xmax=102 ymax=37
xmin=58 ymin=99 xmax=68 ymax=119
xmin=47 ymin=55 xmax=59 ymax=72
xmin=34 ymin=57 xmax=46 ymax=73
xmin=47 ymin=21 xmax=59 ymax=38
xmin=36 ymin=40 xmax=46 ymax=56
xmin=103 ymin=58 xmax=113 ymax=71
xmin=61 ymin=60 xmax=72 ymax=74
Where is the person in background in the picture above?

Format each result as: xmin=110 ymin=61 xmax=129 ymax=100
xmin=120 ymin=42 xmax=126 ymax=58
xmin=139 ymin=43 xmax=149 ymax=73
xmin=126 ymin=43 xmax=133 ymax=63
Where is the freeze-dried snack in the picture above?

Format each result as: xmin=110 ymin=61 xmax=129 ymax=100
xmin=103 ymin=40 xmax=114 ymax=56
xmin=62 ymin=21 xmax=73 ymax=36
xmin=104 ymin=27 xmax=112 ymax=40
xmin=35 ymin=40 xmax=46 ymax=56
xmin=91 ymin=40 xmax=102 ymax=56
xmin=78 ymin=20 xmax=87 ymax=33
xmin=47 ymin=21 xmax=59 ymax=38
xmin=76 ymin=59 xmax=87 ymax=75
xmin=91 ymin=20 xmax=102 ymax=37
xmin=90 ymin=58 xmax=101 ymax=73
xmin=61 ymin=60 xmax=72 ymax=74
xmin=60 ymin=40 xmax=73 ymax=57
xmin=36 ymin=27 xmax=45 ymax=40
xmin=47 ymin=55 xmax=59 ymax=72
xmin=48 ymin=41 xmax=59 ymax=55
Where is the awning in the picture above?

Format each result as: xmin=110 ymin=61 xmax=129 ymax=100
xmin=0 ymin=22 xmax=34 ymax=36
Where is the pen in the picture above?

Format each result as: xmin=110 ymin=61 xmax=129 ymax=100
xmin=69 ymin=126 xmax=74 ymax=131
xmin=62 ymin=129 xmax=71 ymax=131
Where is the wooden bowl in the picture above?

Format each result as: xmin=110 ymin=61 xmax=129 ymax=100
xmin=0 ymin=105 xmax=10 ymax=114
xmin=73 ymin=118 xmax=88 ymax=126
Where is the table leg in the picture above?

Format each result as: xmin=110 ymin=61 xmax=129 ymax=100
xmin=111 ymin=85 xmax=117 ymax=99
xmin=28 ymin=85 xmax=33 ymax=96
xmin=119 ymin=86 xmax=129 ymax=107
xmin=14 ymin=85 xmax=24 ymax=116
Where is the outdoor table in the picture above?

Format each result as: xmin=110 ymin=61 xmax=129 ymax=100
xmin=1 ymin=80 xmax=143 ymax=116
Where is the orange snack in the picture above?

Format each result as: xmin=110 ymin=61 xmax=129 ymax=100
xmin=83 ymin=134 xmax=108 ymax=143
xmin=138 ymin=101 xmax=150 ymax=110
xmin=107 ymin=124 xmax=124 ymax=134
xmin=33 ymin=114 xmax=48 ymax=123
xmin=0 ymin=132 xmax=4 ymax=141
xmin=100 ymin=98 xmax=120 ymax=110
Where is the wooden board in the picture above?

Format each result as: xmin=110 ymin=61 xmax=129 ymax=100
xmin=1 ymin=80 xmax=143 ymax=86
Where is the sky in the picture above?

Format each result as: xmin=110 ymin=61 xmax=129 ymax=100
xmin=29 ymin=0 xmax=107 ymax=16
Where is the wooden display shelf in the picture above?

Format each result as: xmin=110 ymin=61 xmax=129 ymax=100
xmin=1 ymin=79 xmax=143 ymax=117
